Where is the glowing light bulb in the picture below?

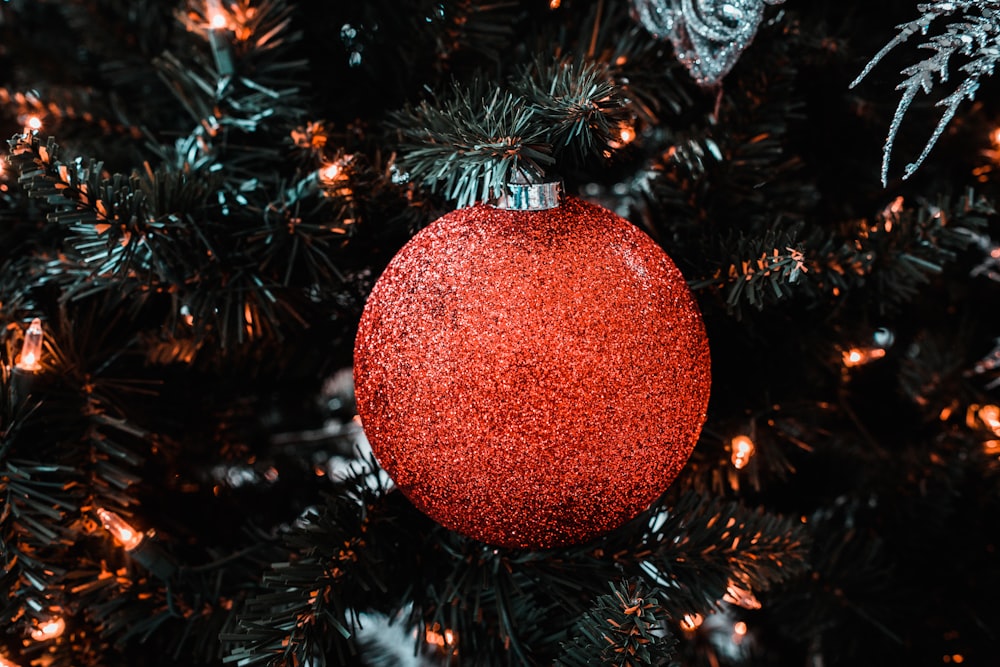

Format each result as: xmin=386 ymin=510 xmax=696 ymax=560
xmin=619 ymin=126 xmax=636 ymax=144
xmin=16 ymin=318 xmax=43 ymax=372
xmin=978 ymin=404 xmax=1000 ymax=432
xmin=320 ymin=162 xmax=343 ymax=183
xmin=549 ymin=0 xmax=561 ymax=8
xmin=97 ymin=508 xmax=144 ymax=551
xmin=842 ymin=347 xmax=886 ymax=368
xmin=733 ymin=621 xmax=748 ymax=636
xmin=209 ymin=12 xmax=227 ymax=29
xmin=26 ymin=116 xmax=41 ymax=131
xmin=0 ymin=655 xmax=21 ymax=667
xmin=730 ymin=435 xmax=756 ymax=470
xmin=425 ymin=624 xmax=456 ymax=648
xmin=679 ymin=613 xmax=703 ymax=631
xmin=30 ymin=616 xmax=65 ymax=641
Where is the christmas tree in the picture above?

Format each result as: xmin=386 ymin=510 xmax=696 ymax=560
xmin=1 ymin=0 xmax=998 ymax=665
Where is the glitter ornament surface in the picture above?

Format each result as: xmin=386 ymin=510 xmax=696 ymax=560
xmin=354 ymin=197 xmax=711 ymax=549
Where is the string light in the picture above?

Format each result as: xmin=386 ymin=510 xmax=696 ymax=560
xmin=205 ymin=1 xmax=235 ymax=76
xmin=97 ymin=508 xmax=145 ymax=551
xmin=425 ymin=624 xmax=456 ymax=651
xmin=25 ymin=116 xmax=41 ymax=132
xmin=16 ymin=318 xmax=43 ymax=372
xmin=977 ymin=404 xmax=1000 ymax=432
xmin=732 ymin=620 xmax=749 ymax=645
xmin=842 ymin=346 xmax=886 ymax=368
xmin=730 ymin=435 xmax=756 ymax=470
xmin=95 ymin=509 xmax=176 ymax=579
xmin=318 ymin=158 xmax=354 ymax=199
xmin=608 ymin=123 xmax=637 ymax=149
xmin=549 ymin=0 xmax=561 ymax=8
xmin=969 ymin=405 xmax=1000 ymax=457
xmin=320 ymin=162 xmax=343 ymax=183
xmin=679 ymin=613 xmax=704 ymax=632
xmin=29 ymin=616 xmax=65 ymax=641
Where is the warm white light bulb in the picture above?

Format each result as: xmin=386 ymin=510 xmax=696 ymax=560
xmin=210 ymin=12 xmax=227 ymax=28
xmin=842 ymin=347 xmax=886 ymax=368
xmin=731 ymin=435 xmax=756 ymax=470
xmin=679 ymin=613 xmax=703 ymax=631
xmin=97 ymin=508 xmax=144 ymax=551
xmin=29 ymin=616 xmax=65 ymax=641
xmin=16 ymin=318 xmax=43 ymax=372
xmin=320 ymin=162 xmax=343 ymax=183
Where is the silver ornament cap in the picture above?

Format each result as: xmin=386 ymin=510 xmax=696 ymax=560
xmin=494 ymin=181 xmax=563 ymax=211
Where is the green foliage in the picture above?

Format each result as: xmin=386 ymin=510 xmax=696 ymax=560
xmin=223 ymin=463 xmax=393 ymax=667
xmin=556 ymin=580 xmax=678 ymax=667
xmin=636 ymin=493 xmax=811 ymax=614
xmin=520 ymin=59 xmax=630 ymax=160
xmin=392 ymin=85 xmax=554 ymax=209
xmin=696 ymin=192 xmax=992 ymax=318
xmin=389 ymin=58 xmax=629 ymax=207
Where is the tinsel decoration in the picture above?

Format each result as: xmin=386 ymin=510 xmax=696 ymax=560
xmin=631 ymin=0 xmax=785 ymax=87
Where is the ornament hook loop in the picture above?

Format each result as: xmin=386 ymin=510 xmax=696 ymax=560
xmin=494 ymin=181 xmax=563 ymax=211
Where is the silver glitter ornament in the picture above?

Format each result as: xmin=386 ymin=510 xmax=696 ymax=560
xmin=631 ymin=0 xmax=785 ymax=87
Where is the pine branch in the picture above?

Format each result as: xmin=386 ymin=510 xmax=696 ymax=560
xmin=836 ymin=192 xmax=992 ymax=312
xmin=411 ymin=533 xmax=560 ymax=666
xmin=851 ymin=1 xmax=1000 ymax=184
xmin=637 ymin=493 xmax=811 ymax=616
xmin=223 ymin=464 xmax=393 ymax=666
xmin=767 ymin=506 xmax=900 ymax=659
xmin=5 ymin=133 xmax=346 ymax=349
xmin=515 ymin=58 xmax=630 ymax=162
xmin=170 ymin=0 xmax=307 ymax=125
xmin=556 ymin=579 xmax=678 ymax=667
xmin=389 ymin=58 xmax=635 ymax=206
xmin=0 ymin=299 xmax=164 ymax=642
xmin=721 ymin=228 xmax=810 ymax=315
xmin=390 ymin=83 xmax=554 ymax=208
xmin=695 ymin=192 xmax=992 ymax=318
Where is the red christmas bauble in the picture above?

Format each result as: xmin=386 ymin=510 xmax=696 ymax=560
xmin=354 ymin=197 xmax=710 ymax=549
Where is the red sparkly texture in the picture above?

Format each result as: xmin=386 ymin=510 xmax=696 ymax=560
xmin=354 ymin=197 xmax=711 ymax=549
